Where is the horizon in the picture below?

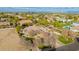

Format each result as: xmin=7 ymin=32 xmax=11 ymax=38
xmin=0 ymin=7 xmax=79 ymax=14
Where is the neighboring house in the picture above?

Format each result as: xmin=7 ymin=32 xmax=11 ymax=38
xmin=0 ymin=18 xmax=8 ymax=22
xmin=7 ymin=13 xmax=15 ymax=16
xmin=0 ymin=22 xmax=10 ymax=26
xmin=18 ymin=20 xmax=32 ymax=26
xmin=56 ymin=17 xmax=66 ymax=22
xmin=0 ymin=18 xmax=10 ymax=26
xmin=70 ymin=26 xmax=79 ymax=32
xmin=56 ymin=17 xmax=72 ymax=22
xmin=70 ymin=23 xmax=79 ymax=32
xmin=72 ymin=23 xmax=79 ymax=26
xmin=16 ymin=15 xmax=25 ymax=20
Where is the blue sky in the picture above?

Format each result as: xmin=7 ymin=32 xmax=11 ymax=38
xmin=0 ymin=7 xmax=79 ymax=13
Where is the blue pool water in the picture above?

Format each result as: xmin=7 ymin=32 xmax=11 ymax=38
xmin=0 ymin=7 xmax=79 ymax=13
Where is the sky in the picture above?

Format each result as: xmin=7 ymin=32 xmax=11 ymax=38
xmin=0 ymin=7 xmax=79 ymax=13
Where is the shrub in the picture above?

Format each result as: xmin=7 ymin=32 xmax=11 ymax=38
xmin=58 ymin=35 xmax=73 ymax=44
xmin=16 ymin=25 xmax=22 ymax=32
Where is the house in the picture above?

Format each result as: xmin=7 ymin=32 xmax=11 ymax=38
xmin=0 ymin=18 xmax=8 ymax=22
xmin=72 ymin=23 xmax=79 ymax=26
xmin=0 ymin=22 xmax=10 ymax=26
xmin=18 ymin=20 xmax=32 ymax=26
xmin=56 ymin=17 xmax=72 ymax=22
xmin=16 ymin=15 xmax=26 ymax=20
xmin=0 ymin=18 xmax=10 ymax=26
xmin=56 ymin=17 xmax=66 ymax=22
xmin=67 ymin=19 xmax=73 ymax=22
xmin=70 ymin=23 xmax=79 ymax=32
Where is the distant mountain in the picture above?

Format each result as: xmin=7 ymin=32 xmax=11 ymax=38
xmin=64 ymin=10 xmax=79 ymax=14
xmin=0 ymin=7 xmax=79 ymax=14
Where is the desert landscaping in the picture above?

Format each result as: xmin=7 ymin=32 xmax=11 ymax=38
xmin=0 ymin=12 xmax=79 ymax=51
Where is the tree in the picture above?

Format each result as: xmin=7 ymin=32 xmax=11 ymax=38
xmin=37 ymin=19 xmax=49 ymax=26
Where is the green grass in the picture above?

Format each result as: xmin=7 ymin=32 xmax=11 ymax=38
xmin=58 ymin=35 xmax=73 ymax=44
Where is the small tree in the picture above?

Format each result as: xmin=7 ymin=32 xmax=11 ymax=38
xmin=37 ymin=19 xmax=49 ymax=26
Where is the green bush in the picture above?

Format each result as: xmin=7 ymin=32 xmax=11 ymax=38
xmin=58 ymin=35 xmax=73 ymax=44
xmin=16 ymin=25 xmax=22 ymax=32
